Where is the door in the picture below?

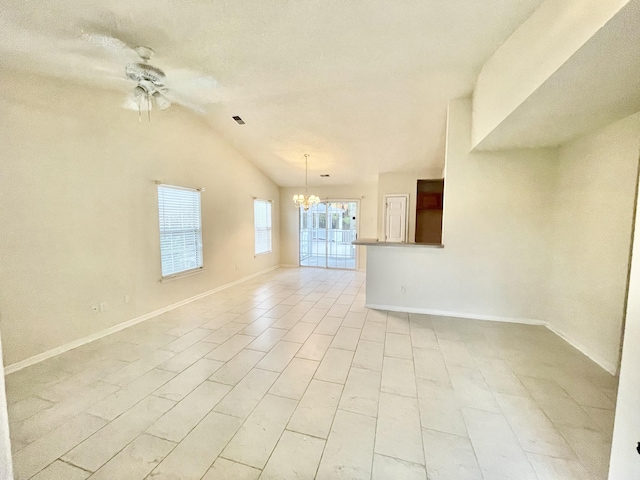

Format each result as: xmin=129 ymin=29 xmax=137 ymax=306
xmin=300 ymin=201 xmax=358 ymax=269
xmin=385 ymin=195 xmax=408 ymax=242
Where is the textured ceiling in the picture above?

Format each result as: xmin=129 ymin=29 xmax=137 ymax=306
xmin=0 ymin=0 xmax=544 ymax=186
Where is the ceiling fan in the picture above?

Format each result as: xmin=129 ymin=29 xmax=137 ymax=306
xmin=81 ymin=32 xmax=218 ymax=120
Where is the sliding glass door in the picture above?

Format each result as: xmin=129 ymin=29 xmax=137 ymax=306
xmin=299 ymin=201 xmax=358 ymax=269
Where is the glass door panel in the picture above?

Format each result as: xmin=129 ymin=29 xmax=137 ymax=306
xmin=300 ymin=201 xmax=357 ymax=269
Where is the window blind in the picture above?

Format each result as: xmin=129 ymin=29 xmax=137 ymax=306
xmin=254 ymin=199 xmax=272 ymax=255
xmin=158 ymin=185 xmax=203 ymax=277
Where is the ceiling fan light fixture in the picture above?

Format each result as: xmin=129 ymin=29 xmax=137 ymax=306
xmin=153 ymin=91 xmax=172 ymax=111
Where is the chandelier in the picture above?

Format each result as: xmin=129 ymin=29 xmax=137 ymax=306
xmin=292 ymin=154 xmax=320 ymax=210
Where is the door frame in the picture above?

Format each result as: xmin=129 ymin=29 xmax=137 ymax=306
xmin=383 ymin=194 xmax=409 ymax=243
xmin=297 ymin=198 xmax=361 ymax=270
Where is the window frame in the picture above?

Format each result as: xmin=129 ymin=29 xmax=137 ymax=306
xmin=157 ymin=183 xmax=204 ymax=281
xmin=254 ymin=198 xmax=273 ymax=256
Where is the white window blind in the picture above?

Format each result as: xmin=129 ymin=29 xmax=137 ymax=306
xmin=254 ymin=199 xmax=272 ymax=255
xmin=157 ymin=185 xmax=203 ymax=278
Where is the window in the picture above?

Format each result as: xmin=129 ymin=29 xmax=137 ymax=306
xmin=254 ymin=199 xmax=272 ymax=255
xmin=157 ymin=184 xmax=203 ymax=278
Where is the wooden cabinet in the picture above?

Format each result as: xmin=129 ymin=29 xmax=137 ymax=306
xmin=415 ymin=179 xmax=444 ymax=244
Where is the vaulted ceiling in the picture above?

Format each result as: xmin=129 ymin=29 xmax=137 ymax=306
xmin=0 ymin=0 xmax=545 ymax=186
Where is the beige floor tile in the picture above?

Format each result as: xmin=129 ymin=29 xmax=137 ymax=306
xmin=413 ymin=347 xmax=451 ymax=385
xmin=462 ymin=407 xmax=537 ymax=480
xmin=330 ymin=327 xmax=362 ymax=351
xmin=583 ymin=405 xmax=616 ymax=435
xmin=342 ymin=311 xmax=366 ymax=329
xmin=339 ymin=367 xmax=381 ymax=417
xmin=202 ymin=322 xmax=247 ymax=344
xmin=296 ymin=333 xmax=333 ymax=361
xmin=450 ymin=369 xmax=500 ymax=413
xmin=316 ymin=409 xmax=376 ymax=480
xmin=208 ymin=349 xmax=265 ymax=385
xmin=537 ymin=395 xmax=601 ymax=431
xmin=206 ymin=334 xmax=255 ymax=362
xmin=88 ymin=434 xmax=175 ymax=480
xmin=221 ymin=394 xmax=298 ymax=469
xmin=386 ymin=312 xmax=410 ymax=334
xmin=234 ymin=307 xmax=269 ymax=324
xmin=381 ymin=356 xmax=417 ymax=397
xmin=13 ymin=413 xmax=107 ymax=480
xmin=288 ymin=379 xmax=343 ymax=439
xmin=271 ymin=311 xmax=305 ymax=329
xmin=556 ymin=424 xmax=612 ymax=479
xmin=201 ymin=458 xmax=260 ymax=480
xmin=366 ymin=310 xmax=388 ymax=323
xmin=352 ymin=339 xmax=385 ymax=372
xmin=495 ymin=392 xmax=577 ymax=460
xmin=256 ymin=341 xmax=301 ymax=372
xmin=8 ymin=396 xmax=55 ymax=424
xmin=161 ymin=328 xmax=212 ymax=353
xmin=149 ymin=411 xmax=243 ymax=480
xmin=30 ymin=460 xmax=90 ymax=480
xmin=410 ymin=325 xmax=439 ymax=350
xmin=282 ymin=322 xmax=317 ymax=343
xmin=260 ymin=430 xmax=325 ymax=480
xmin=101 ymin=350 xmax=175 ymax=386
xmin=241 ymin=315 xmax=277 ymax=336
xmin=375 ymin=392 xmax=424 ymax=464
xmin=157 ymin=341 xmax=216 ymax=373
xmin=152 ymin=358 xmax=222 ymax=402
xmin=269 ymin=358 xmax=319 ymax=400
xmin=326 ymin=303 xmax=350 ymax=318
xmin=421 ymin=429 xmax=482 ymax=480
xmin=556 ymin=377 xmax=616 ymax=410
xmin=246 ymin=327 xmax=288 ymax=352
xmin=527 ymin=452 xmax=593 ymax=480
xmin=63 ymin=395 xmax=175 ymax=472
xmin=146 ymin=380 xmax=231 ymax=442
xmin=314 ymin=316 xmax=343 ymax=336
xmin=263 ymin=304 xmax=294 ymax=319
xmin=439 ymin=339 xmax=478 ymax=369
xmin=12 ymin=382 xmax=118 ymax=444
xmin=314 ymin=348 xmax=354 ymax=384
xmin=86 ymin=370 xmax=174 ymax=421
xmin=372 ymin=454 xmax=427 ymax=480
xmin=417 ymin=378 xmax=467 ymax=436
xmin=214 ymin=368 xmax=279 ymax=418
xmin=519 ymin=376 xmax=570 ymax=403
xmin=361 ymin=321 xmax=387 ymax=343
xmin=385 ymin=332 xmax=413 ymax=359
xmin=300 ymin=307 xmax=328 ymax=324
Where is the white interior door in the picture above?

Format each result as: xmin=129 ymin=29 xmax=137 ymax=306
xmin=385 ymin=195 xmax=408 ymax=242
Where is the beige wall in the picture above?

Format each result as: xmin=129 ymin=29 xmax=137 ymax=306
xmin=279 ymin=184 xmax=378 ymax=269
xmin=546 ymin=113 xmax=640 ymax=371
xmin=0 ymin=73 xmax=280 ymax=366
xmin=473 ymin=0 xmax=631 ymax=147
xmin=366 ymin=98 xmax=557 ymax=321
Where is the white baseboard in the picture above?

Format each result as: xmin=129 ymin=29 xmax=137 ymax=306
xmin=544 ymin=322 xmax=617 ymax=375
xmin=365 ymin=303 xmax=545 ymax=326
xmin=365 ymin=303 xmax=617 ymax=375
xmin=4 ymin=265 xmax=281 ymax=375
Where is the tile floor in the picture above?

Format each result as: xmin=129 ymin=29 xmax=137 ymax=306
xmin=4 ymin=268 xmax=618 ymax=479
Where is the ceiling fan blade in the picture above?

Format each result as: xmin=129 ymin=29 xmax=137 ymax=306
xmin=163 ymin=68 xmax=220 ymax=104
xmin=161 ymin=89 xmax=208 ymax=114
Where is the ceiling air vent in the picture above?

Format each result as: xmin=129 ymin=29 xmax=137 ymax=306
xmin=232 ymin=116 xmax=245 ymax=125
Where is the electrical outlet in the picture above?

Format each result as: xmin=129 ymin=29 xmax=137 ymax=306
xmin=100 ymin=302 xmax=108 ymax=312
xmin=124 ymin=294 xmax=131 ymax=305
xmin=400 ymin=285 xmax=406 ymax=294
xmin=91 ymin=305 xmax=99 ymax=312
